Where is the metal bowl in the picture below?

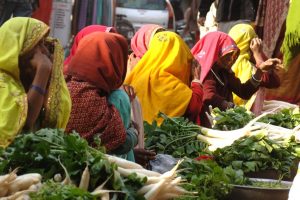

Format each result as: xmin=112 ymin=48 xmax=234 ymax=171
xmin=227 ymin=178 xmax=292 ymax=200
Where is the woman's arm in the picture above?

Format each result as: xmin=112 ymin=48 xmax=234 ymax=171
xmin=25 ymin=46 xmax=52 ymax=129
xmin=185 ymin=82 xmax=203 ymax=124
xmin=111 ymin=125 xmax=138 ymax=155
xmin=202 ymin=72 xmax=231 ymax=110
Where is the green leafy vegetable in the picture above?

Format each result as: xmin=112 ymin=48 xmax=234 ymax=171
xmin=211 ymin=106 xmax=254 ymax=130
xmin=259 ymin=108 xmax=300 ymax=129
xmin=30 ymin=181 xmax=96 ymax=200
xmin=213 ymin=133 xmax=297 ymax=177
xmin=144 ymin=112 xmax=207 ymax=158
xmin=0 ymin=129 xmax=145 ymax=200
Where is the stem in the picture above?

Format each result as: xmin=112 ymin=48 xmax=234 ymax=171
xmin=163 ymin=133 xmax=198 ymax=151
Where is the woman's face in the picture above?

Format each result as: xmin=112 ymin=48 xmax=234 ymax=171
xmin=216 ymin=51 xmax=239 ymax=70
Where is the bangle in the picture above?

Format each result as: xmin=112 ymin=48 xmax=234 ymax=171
xmin=252 ymin=74 xmax=262 ymax=83
xmin=30 ymin=85 xmax=46 ymax=95
xmin=192 ymin=79 xmax=202 ymax=84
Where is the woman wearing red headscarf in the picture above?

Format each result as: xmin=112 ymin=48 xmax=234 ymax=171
xmin=63 ymin=25 xmax=116 ymax=74
xmin=65 ymin=32 xmax=137 ymax=156
xmin=191 ymin=31 xmax=281 ymax=127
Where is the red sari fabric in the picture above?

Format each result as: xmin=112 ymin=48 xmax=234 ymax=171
xmin=63 ymin=25 xmax=116 ymax=73
xmin=191 ymin=31 xmax=239 ymax=83
xmin=66 ymin=32 xmax=128 ymax=151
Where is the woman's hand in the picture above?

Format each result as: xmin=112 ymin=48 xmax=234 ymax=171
xmin=123 ymin=84 xmax=136 ymax=102
xmin=30 ymin=45 xmax=52 ymax=73
xmin=134 ymin=148 xmax=156 ymax=168
xmin=257 ymin=58 xmax=283 ymax=72
xmin=191 ymin=59 xmax=201 ymax=82
xmin=250 ymin=38 xmax=263 ymax=55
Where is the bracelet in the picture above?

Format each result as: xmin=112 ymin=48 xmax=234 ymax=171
xmin=192 ymin=79 xmax=202 ymax=84
xmin=30 ymin=85 xmax=46 ymax=95
xmin=252 ymin=74 xmax=262 ymax=83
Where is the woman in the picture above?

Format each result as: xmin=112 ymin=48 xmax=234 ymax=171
xmin=228 ymin=24 xmax=279 ymax=112
xmin=63 ymin=25 xmax=116 ymax=73
xmin=127 ymin=24 xmax=165 ymax=73
xmin=191 ymin=31 xmax=281 ymax=127
xmin=65 ymin=32 xmax=137 ymax=159
xmin=125 ymin=31 xmax=203 ymax=125
xmin=0 ymin=17 xmax=71 ymax=147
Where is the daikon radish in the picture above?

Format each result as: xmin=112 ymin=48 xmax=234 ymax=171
xmin=79 ymin=165 xmax=90 ymax=190
xmin=7 ymin=173 xmax=41 ymax=195
xmin=106 ymin=155 xmax=144 ymax=169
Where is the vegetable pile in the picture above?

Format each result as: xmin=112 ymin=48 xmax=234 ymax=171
xmin=144 ymin=112 xmax=207 ymax=158
xmin=213 ymin=133 xmax=297 ymax=176
xmin=0 ymin=129 xmax=187 ymax=200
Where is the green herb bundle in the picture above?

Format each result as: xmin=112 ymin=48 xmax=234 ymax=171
xmin=259 ymin=108 xmax=300 ymax=129
xmin=144 ymin=112 xmax=207 ymax=158
xmin=177 ymin=158 xmax=246 ymax=200
xmin=213 ymin=133 xmax=296 ymax=176
xmin=0 ymin=129 xmax=145 ymax=200
xmin=211 ymin=107 xmax=254 ymax=130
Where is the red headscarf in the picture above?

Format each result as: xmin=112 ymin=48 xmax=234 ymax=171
xmin=131 ymin=24 xmax=164 ymax=59
xmin=67 ymin=32 xmax=128 ymax=94
xmin=63 ymin=25 xmax=116 ymax=72
xmin=191 ymin=31 xmax=239 ymax=83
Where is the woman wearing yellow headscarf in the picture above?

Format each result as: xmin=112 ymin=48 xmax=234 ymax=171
xmin=125 ymin=31 xmax=203 ymax=125
xmin=228 ymin=24 xmax=280 ymax=111
xmin=0 ymin=17 xmax=71 ymax=147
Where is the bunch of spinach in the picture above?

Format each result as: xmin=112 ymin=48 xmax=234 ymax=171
xmin=144 ymin=112 xmax=207 ymax=158
xmin=259 ymin=108 xmax=300 ymax=129
xmin=0 ymin=129 xmax=145 ymax=200
xmin=211 ymin=106 xmax=254 ymax=130
xmin=213 ymin=133 xmax=297 ymax=177
xmin=177 ymin=158 xmax=247 ymax=200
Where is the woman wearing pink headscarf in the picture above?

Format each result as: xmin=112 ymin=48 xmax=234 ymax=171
xmin=63 ymin=25 xmax=116 ymax=74
xmin=127 ymin=24 xmax=165 ymax=74
xmin=191 ymin=31 xmax=281 ymax=127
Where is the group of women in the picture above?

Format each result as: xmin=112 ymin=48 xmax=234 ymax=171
xmin=0 ymin=17 xmax=282 ymax=164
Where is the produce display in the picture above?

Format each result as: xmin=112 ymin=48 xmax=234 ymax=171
xmin=0 ymin=129 xmax=186 ymax=200
xmin=1 ymin=102 xmax=299 ymax=199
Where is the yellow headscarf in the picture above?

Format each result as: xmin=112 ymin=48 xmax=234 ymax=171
xmin=228 ymin=24 xmax=257 ymax=109
xmin=125 ymin=31 xmax=193 ymax=124
xmin=0 ymin=17 xmax=71 ymax=147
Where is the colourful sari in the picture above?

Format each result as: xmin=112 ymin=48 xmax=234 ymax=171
xmin=125 ymin=31 xmax=193 ymax=124
xmin=191 ymin=31 xmax=240 ymax=83
xmin=63 ymin=25 xmax=116 ymax=73
xmin=127 ymin=24 xmax=165 ymax=74
xmin=65 ymin=32 xmax=130 ymax=152
xmin=0 ymin=17 xmax=71 ymax=148
xmin=228 ymin=24 xmax=258 ymax=109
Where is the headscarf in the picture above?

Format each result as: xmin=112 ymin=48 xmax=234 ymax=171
xmin=127 ymin=24 xmax=165 ymax=73
xmin=281 ymin=0 xmax=300 ymax=68
xmin=228 ymin=24 xmax=257 ymax=107
xmin=0 ymin=17 xmax=71 ymax=147
xmin=63 ymin=25 xmax=116 ymax=72
xmin=125 ymin=31 xmax=193 ymax=124
xmin=65 ymin=32 xmax=129 ymax=151
xmin=191 ymin=31 xmax=240 ymax=83
xmin=67 ymin=32 xmax=128 ymax=94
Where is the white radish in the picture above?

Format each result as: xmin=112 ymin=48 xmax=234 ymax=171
xmin=144 ymin=179 xmax=165 ymax=200
xmin=79 ymin=165 xmax=90 ymax=190
xmin=106 ymin=155 xmax=144 ymax=169
xmin=7 ymin=173 xmax=41 ymax=195
xmin=117 ymin=167 xmax=147 ymax=179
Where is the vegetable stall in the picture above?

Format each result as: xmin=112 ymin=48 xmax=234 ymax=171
xmin=1 ymin=100 xmax=299 ymax=199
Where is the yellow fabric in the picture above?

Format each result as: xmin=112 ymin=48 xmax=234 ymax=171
xmin=125 ymin=31 xmax=193 ymax=124
xmin=228 ymin=24 xmax=257 ymax=110
xmin=0 ymin=17 xmax=71 ymax=148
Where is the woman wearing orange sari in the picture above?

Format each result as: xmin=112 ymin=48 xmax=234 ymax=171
xmin=65 ymin=32 xmax=138 ymax=159
xmin=63 ymin=25 xmax=116 ymax=74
